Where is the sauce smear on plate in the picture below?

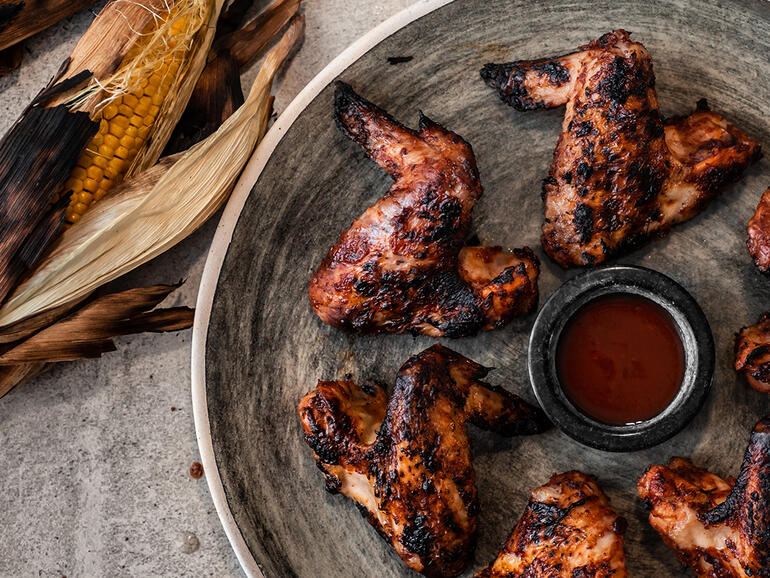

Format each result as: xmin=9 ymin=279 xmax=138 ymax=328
xmin=556 ymin=293 xmax=684 ymax=425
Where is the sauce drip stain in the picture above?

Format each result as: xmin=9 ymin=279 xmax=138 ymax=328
xmin=556 ymin=293 xmax=685 ymax=426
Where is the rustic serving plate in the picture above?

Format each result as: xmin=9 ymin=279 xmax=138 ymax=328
xmin=192 ymin=1 xmax=770 ymax=576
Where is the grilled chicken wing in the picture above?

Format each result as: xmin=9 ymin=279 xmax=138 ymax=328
xmin=747 ymin=187 xmax=770 ymax=273
xmin=735 ymin=313 xmax=770 ymax=394
xmin=309 ymin=83 xmax=540 ymax=337
xmin=638 ymin=416 xmax=770 ymax=577
xmin=481 ymin=30 xmax=761 ymax=267
xmin=298 ymin=344 xmax=549 ymax=577
xmin=478 ymin=471 xmax=628 ymax=577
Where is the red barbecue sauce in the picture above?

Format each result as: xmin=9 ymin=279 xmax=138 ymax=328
xmin=556 ymin=294 xmax=685 ymax=426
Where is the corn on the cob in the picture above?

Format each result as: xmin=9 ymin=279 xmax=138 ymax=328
xmin=62 ymin=3 xmax=206 ymax=223
xmin=0 ymin=0 xmax=220 ymax=305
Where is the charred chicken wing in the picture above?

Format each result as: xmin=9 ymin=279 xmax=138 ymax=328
xmin=478 ymin=471 xmax=628 ymax=577
xmin=735 ymin=313 xmax=770 ymax=394
xmin=638 ymin=416 xmax=770 ymax=577
xmin=309 ymin=82 xmax=540 ymax=337
xmin=298 ymin=344 xmax=549 ymax=577
xmin=747 ymin=187 xmax=770 ymax=273
xmin=481 ymin=30 xmax=761 ymax=267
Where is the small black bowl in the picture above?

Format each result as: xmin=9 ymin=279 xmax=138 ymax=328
xmin=528 ymin=265 xmax=714 ymax=452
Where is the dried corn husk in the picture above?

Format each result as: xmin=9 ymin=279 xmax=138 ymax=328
xmin=0 ymin=0 xmax=99 ymax=52
xmin=215 ymin=0 xmax=301 ymax=69
xmin=0 ymin=42 xmax=23 ymax=76
xmin=0 ymin=363 xmax=47 ymax=399
xmin=0 ymin=283 xmax=194 ymax=398
xmin=0 ymin=0 xmax=224 ymax=302
xmin=0 ymin=284 xmax=193 ymax=364
xmin=0 ymin=16 xmax=304 ymax=330
xmin=166 ymin=0 xmax=300 ymax=153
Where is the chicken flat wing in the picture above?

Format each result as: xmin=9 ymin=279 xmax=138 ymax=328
xmin=638 ymin=416 xmax=770 ymax=577
xmin=298 ymin=344 xmax=549 ymax=577
xmin=481 ymin=30 xmax=761 ymax=267
xmin=747 ymin=187 xmax=770 ymax=272
xmin=309 ymin=82 xmax=540 ymax=337
xmin=735 ymin=313 xmax=770 ymax=394
xmin=478 ymin=471 xmax=628 ymax=577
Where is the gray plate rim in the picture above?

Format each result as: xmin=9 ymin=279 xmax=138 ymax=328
xmin=190 ymin=1 xmax=454 ymax=575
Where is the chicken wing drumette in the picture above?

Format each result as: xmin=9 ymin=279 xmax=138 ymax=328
xmin=478 ymin=471 xmax=628 ymax=577
xmin=298 ymin=344 xmax=549 ymax=577
xmin=309 ymin=83 xmax=539 ymax=337
xmin=735 ymin=313 xmax=770 ymax=394
xmin=481 ymin=30 xmax=761 ymax=267
xmin=747 ymin=187 xmax=770 ymax=273
xmin=638 ymin=416 xmax=770 ymax=577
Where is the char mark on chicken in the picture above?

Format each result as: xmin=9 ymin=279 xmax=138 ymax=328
xmin=482 ymin=30 xmax=761 ymax=267
xmin=309 ymin=82 xmax=539 ymax=336
xmin=638 ymin=416 xmax=770 ymax=577
xmin=747 ymin=187 xmax=770 ymax=273
xmin=735 ymin=312 xmax=770 ymax=394
xmin=298 ymin=344 xmax=549 ymax=577
xmin=478 ymin=471 xmax=628 ymax=577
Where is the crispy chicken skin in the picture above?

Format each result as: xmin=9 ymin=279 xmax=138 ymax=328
xmin=735 ymin=313 xmax=770 ymax=394
xmin=478 ymin=471 xmax=628 ymax=577
xmin=481 ymin=30 xmax=761 ymax=267
xmin=638 ymin=416 xmax=770 ymax=577
xmin=298 ymin=344 xmax=549 ymax=577
xmin=747 ymin=187 xmax=770 ymax=273
xmin=309 ymin=82 xmax=540 ymax=337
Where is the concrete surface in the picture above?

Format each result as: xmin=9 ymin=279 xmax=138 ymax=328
xmin=0 ymin=1 xmax=416 ymax=576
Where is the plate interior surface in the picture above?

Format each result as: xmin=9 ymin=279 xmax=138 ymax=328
xmin=204 ymin=0 xmax=770 ymax=575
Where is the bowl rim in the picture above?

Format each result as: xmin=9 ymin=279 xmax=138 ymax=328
xmin=189 ymin=1 xmax=455 ymax=575
xmin=528 ymin=264 xmax=715 ymax=452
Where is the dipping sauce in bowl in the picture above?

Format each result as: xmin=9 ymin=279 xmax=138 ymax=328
xmin=528 ymin=265 xmax=714 ymax=452
xmin=555 ymin=294 xmax=685 ymax=426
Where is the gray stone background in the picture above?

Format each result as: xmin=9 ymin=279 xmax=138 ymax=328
xmin=0 ymin=1 xmax=416 ymax=576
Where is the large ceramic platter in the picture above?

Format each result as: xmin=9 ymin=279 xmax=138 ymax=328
xmin=191 ymin=1 xmax=770 ymax=576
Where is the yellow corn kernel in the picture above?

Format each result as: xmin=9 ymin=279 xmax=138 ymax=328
xmin=102 ymin=102 xmax=119 ymax=120
xmin=122 ymin=94 xmax=139 ymax=108
xmin=105 ymin=135 xmax=121 ymax=152
xmin=93 ymin=155 xmax=108 ymax=170
xmin=120 ymin=135 xmax=135 ymax=150
xmin=112 ymin=115 xmax=131 ymax=131
xmin=70 ymin=166 xmax=87 ymax=181
xmin=76 ymin=191 xmax=93 ymax=205
xmin=107 ymin=157 xmax=126 ymax=175
xmin=134 ymin=97 xmax=151 ymax=117
xmin=86 ymin=166 xmax=103 ymax=181
xmin=64 ymin=178 xmax=82 ymax=193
